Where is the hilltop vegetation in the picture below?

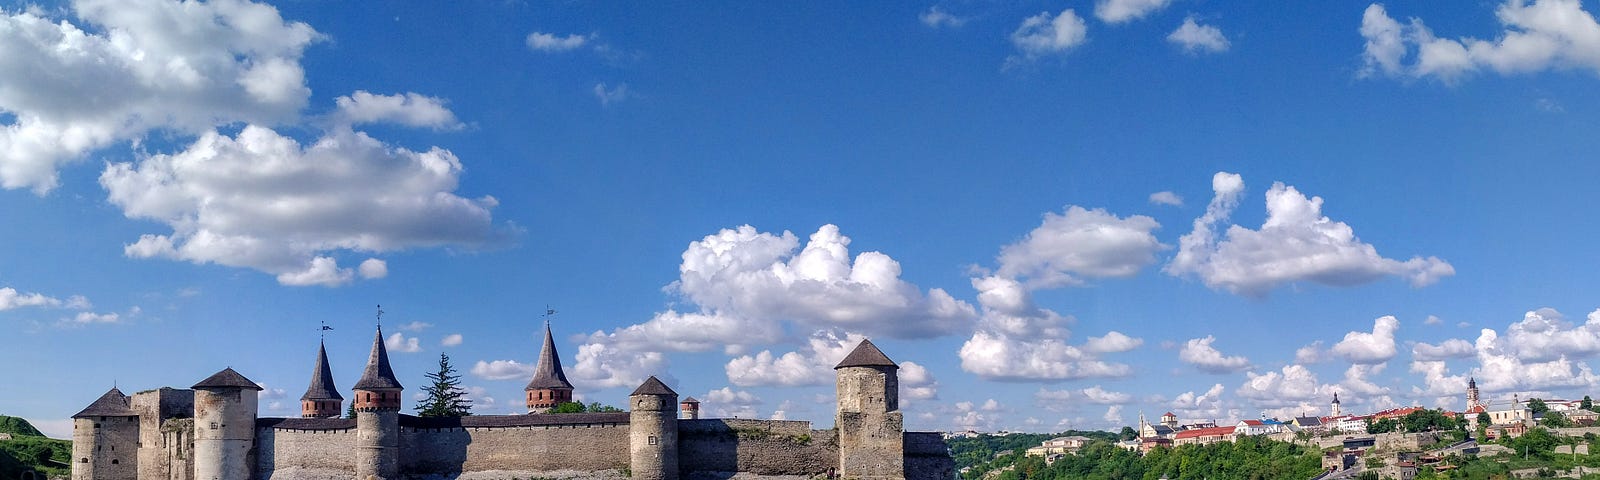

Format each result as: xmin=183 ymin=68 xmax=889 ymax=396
xmin=953 ymin=432 xmax=1322 ymax=480
xmin=0 ymin=416 xmax=71 ymax=479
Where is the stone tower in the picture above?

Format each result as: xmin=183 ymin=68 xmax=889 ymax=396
xmin=680 ymin=397 xmax=701 ymax=420
xmin=525 ymin=323 xmax=575 ymax=413
xmin=629 ymin=376 xmax=679 ymax=480
xmin=191 ymin=368 xmax=261 ymax=480
xmin=1330 ymin=392 xmax=1341 ymax=417
xmin=835 ymin=339 xmax=904 ymax=480
xmin=301 ymin=340 xmax=344 ymax=418
xmin=354 ymin=326 xmax=404 ymax=480
xmin=1161 ymin=412 xmax=1178 ymax=429
xmin=1466 ymin=377 xmax=1481 ymax=412
xmin=71 ymin=387 xmax=140 ymax=480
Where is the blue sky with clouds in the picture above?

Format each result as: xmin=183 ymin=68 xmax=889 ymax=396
xmin=4 ymin=0 xmax=1600 ymax=438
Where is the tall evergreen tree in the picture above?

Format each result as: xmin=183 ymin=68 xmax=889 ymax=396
xmin=345 ymin=402 xmax=356 ymax=419
xmin=1582 ymin=395 xmax=1593 ymax=412
xmin=416 ymin=353 xmax=473 ymax=417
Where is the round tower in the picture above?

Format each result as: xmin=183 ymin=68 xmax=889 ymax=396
xmin=353 ymin=326 xmax=404 ymax=480
xmin=629 ymin=376 xmax=679 ymax=480
xmin=525 ymin=323 xmax=575 ymax=413
xmin=71 ymin=387 xmax=140 ymax=480
xmin=191 ymin=368 xmax=262 ymax=480
xmin=679 ymin=397 xmax=701 ymax=420
xmin=834 ymin=339 xmax=904 ymax=480
xmin=302 ymin=340 xmax=344 ymax=418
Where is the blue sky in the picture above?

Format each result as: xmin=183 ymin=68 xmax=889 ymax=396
xmin=4 ymin=0 xmax=1600 ymax=439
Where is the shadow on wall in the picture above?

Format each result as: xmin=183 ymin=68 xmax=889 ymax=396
xmin=403 ymin=427 xmax=470 ymax=477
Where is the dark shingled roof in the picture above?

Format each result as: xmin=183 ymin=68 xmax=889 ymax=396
xmin=681 ymin=397 xmax=700 ymax=404
xmin=257 ymin=413 xmax=631 ymax=431
xmin=192 ymin=367 xmax=263 ymax=390
xmin=353 ymin=326 xmax=403 ymax=391
xmin=73 ymin=387 xmax=137 ymax=418
xmin=301 ymin=341 xmax=343 ymax=401
xmin=525 ymin=323 xmax=574 ymax=391
xmin=630 ymin=376 xmax=677 ymax=396
xmin=833 ymin=339 xmax=898 ymax=369
xmin=257 ymin=417 xmax=357 ymax=430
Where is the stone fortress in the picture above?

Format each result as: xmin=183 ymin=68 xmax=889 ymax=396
xmin=70 ymin=322 xmax=955 ymax=479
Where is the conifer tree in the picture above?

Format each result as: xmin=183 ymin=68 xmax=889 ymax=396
xmin=416 ymin=353 xmax=473 ymax=417
xmin=345 ymin=402 xmax=356 ymax=419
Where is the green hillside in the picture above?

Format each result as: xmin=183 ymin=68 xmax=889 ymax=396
xmin=0 ymin=416 xmax=71 ymax=479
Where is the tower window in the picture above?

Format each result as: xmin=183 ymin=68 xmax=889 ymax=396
xmin=112 ymin=459 xmax=119 ymax=464
xmin=649 ymin=435 xmax=658 ymax=445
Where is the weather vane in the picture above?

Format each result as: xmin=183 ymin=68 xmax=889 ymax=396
xmin=320 ymin=319 xmax=333 ymax=341
xmin=543 ymin=305 xmax=557 ymax=325
xmin=376 ymin=304 xmax=385 ymax=328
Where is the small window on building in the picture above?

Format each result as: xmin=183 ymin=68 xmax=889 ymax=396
xmin=111 ymin=459 xmax=119 ymax=464
xmin=80 ymin=458 xmax=87 ymax=463
xmin=649 ymin=435 xmax=658 ymax=445
xmin=210 ymin=422 xmax=218 ymax=430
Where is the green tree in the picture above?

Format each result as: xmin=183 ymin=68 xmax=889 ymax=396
xmin=549 ymin=401 xmax=587 ymax=413
xmin=415 ymin=353 xmax=472 ymax=417
xmin=1527 ymin=397 xmax=1549 ymax=415
xmin=1540 ymin=411 xmax=1572 ymax=428
xmin=1119 ymin=426 xmax=1138 ymax=441
xmin=345 ymin=402 xmax=356 ymax=419
xmin=1583 ymin=395 xmax=1593 ymax=412
xmin=586 ymin=402 xmax=623 ymax=412
xmin=1368 ymin=418 xmax=1399 ymax=434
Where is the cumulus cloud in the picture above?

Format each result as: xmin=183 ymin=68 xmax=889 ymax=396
xmin=1009 ymin=9 xmax=1088 ymax=63
xmin=1340 ymin=363 xmax=1390 ymax=396
xmin=65 ymin=311 xmax=121 ymax=325
xmin=1083 ymin=331 xmax=1144 ymax=354
xmin=1169 ymin=383 xmax=1228 ymax=421
xmin=995 ymin=206 xmax=1166 ymax=289
xmin=332 ymin=91 xmax=461 ymax=130
xmin=397 ymin=321 xmax=432 ymax=332
xmin=1330 ymin=316 xmax=1400 ymax=364
xmin=1412 ymin=338 xmax=1474 ymax=361
xmin=1148 ymin=191 xmax=1184 ymax=207
xmin=959 ymin=276 xmax=1133 ymax=381
xmin=0 ymin=287 xmax=63 ymax=310
xmin=1165 ymin=172 xmax=1454 ymax=297
xmin=385 ymin=332 xmax=421 ymax=353
xmin=359 ymin=259 xmax=388 ymax=280
xmin=1294 ymin=341 xmax=1326 ymax=364
xmin=920 ymin=6 xmax=967 ymax=28
xmin=470 ymin=359 xmax=535 ymax=381
xmin=1502 ymin=308 xmax=1600 ymax=361
xmin=1079 ymin=386 xmax=1133 ymax=404
xmin=100 ymin=126 xmax=507 ymax=287
xmin=1168 ymin=16 xmax=1230 ymax=54
xmin=1424 ymin=315 xmax=1443 ymax=326
xmin=1237 ymin=365 xmax=1326 ymax=406
xmin=526 ymin=32 xmax=591 ymax=52
xmin=0 ymin=0 xmax=318 ymax=193
xmin=1179 ymin=336 xmax=1251 ymax=373
xmin=441 ymin=334 xmax=463 ymax=347
xmin=900 ymin=361 xmax=939 ymax=400
xmin=1414 ymin=315 xmax=1600 ymax=397
xmin=724 ymin=330 xmax=866 ymax=387
xmin=1360 ymin=1 xmax=1600 ymax=82
xmin=1095 ymin=0 xmax=1173 ymax=24
xmin=570 ymin=342 xmax=667 ymax=389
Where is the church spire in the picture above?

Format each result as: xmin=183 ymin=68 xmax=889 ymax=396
xmin=301 ymin=340 xmax=343 ymax=418
xmin=525 ymin=322 xmax=574 ymax=413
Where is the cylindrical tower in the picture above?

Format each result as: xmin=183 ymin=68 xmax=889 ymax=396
xmin=191 ymin=368 xmax=261 ymax=480
xmin=679 ymin=397 xmax=701 ymax=420
xmin=71 ymin=387 xmax=140 ymax=480
xmin=354 ymin=326 xmax=404 ymax=480
xmin=629 ymin=376 xmax=679 ymax=480
xmin=835 ymin=339 xmax=905 ymax=480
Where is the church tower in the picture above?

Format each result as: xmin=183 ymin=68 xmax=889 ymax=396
xmin=1466 ymin=377 xmax=1481 ymax=412
xmin=71 ymin=387 xmax=140 ymax=480
xmin=525 ymin=323 xmax=575 ymax=413
xmin=1330 ymin=392 xmax=1342 ymax=417
xmin=191 ymin=368 xmax=261 ymax=480
xmin=353 ymin=326 xmax=404 ymax=480
xmin=835 ymin=339 xmax=904 ymax=480
xmin=301 ymin=340 xmax=343 ymax=418
xmin=629 ymin=376 xmax=679 ymax=480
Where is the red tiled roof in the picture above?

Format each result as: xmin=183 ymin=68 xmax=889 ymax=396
xmin=1175 ymin=426 xmax=1235 ymax=439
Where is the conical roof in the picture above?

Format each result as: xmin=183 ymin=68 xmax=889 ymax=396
xmin=833 ymin=339 xmax=898 ymax=369
xmin=630 ymin=376 xmax=677 ymax=396
xmin=525 ymin=323 xmax=574 ymax=391
xmin=681 ymin=397 xmax=700 ymax=404
xmin=73 ymin=387 xmax=137 ymax=418
xmin=353 ymin=326 xmax=403 ymax=390
xmin=301 ymin=341 xmax=343 ymax=401
xmin=193 ymin=367 xmax=263 ymax=390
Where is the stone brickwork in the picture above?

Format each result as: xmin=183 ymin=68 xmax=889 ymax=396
xmin=192 ymin=387 xmax=257 ymax=480
xmin=72 ymin=415 xmax=140 ymax=480
xmin=904 ymin=432 xmax=956 ymax=479
xmin=836 ymin=363 xmax=904 ymax=480
xmin=159 ymin=418 xmax=195 ymax=480
xmin=256 ymin=427 xmax=356 ymax=478
xmin=401 ymin=423 xmax=630 ymax=475
xmin=678 ymin=419 xmax=837 ymax=476
xmin=131 ymin=388 xmax=194 ymax=480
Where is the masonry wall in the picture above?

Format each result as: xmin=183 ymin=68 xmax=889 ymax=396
xmin=256 ymin=428 xmax=356 ymax=479
xmin=903 ymin=432 xmax=955 ymax=480
xmin=400 ymin=423 xmax=630 ymax=475
xmin=131 ymin=388 xmax=193 ymax=480
xmin=159 ymin=418 xmax=195 ymax=480
xmin=677 ymin=419 xmax=837 ymax=476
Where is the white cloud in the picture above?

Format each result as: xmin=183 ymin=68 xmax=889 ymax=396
xmin=1168 ymin=16 xmax=1230 ymax=54
xmin=899 ymin=361 xmax=939 ymax=400
xmin=1009 ymin=9 xmax=1088 ymax=63
xmin=1179 ymin=335 xmax=1251 ymax=373
xmin=65 ymin=311 xmax=120 ymax=325
xmin=1165 ymin=172 xmax=1454 ymax=297
xmin=0 ymin=0 xmax=318 ymax=193
xmin=470 ymin=359 xmax=535 ymax=381
xmin=1502 ymin=308 xmax=1600 ymax=361
xmin=358 ymin=259 xmax=388 ymax=280
xmin=959 ymin=276 xmax=1133 ymax=381
xmin=570 ymin=342 xmax=667 ymax=389
xmin=995 ymin=206 xmax=1166 ymax=289
xmin=1360 ymin=1 xmax=1600 ymax=82
xmin=1095 ymin=0 xmax=1173 ymax=24
xmin=725 ymin=330 xmax=865 ymax=387
xmin=100 ymin=126 xmax=507 ymax=287
xmin=1424 ymin=315 xmax=1443 ymax=326
xmin=441 ymin=333 xmax=463 ymax=347
xmin=0 ymin=287 xmax=62 ymax=310
xmin=1340 ymin=363 xmax=1390 ymax=396
xmin=704 ymin=387 xmax=761 ymax=406
xmin=1148 ymin=191 xmax=1184 ymax=207
xmin=256 ymin=383 xmax=287 ymax=400
xmin=398 ymin=321 xmax=432 ymax=332
xmin=332 ymin=91 xmax=461 ymax=130
xmin=1330 ymin=316 xmax=1400 ymax=364
xmin=1237 ymin=365 xmax=1326 ymax=406
xmin=920 ymin=6 xmax=967 ymax=28
xmin=593 ymin=82 xmax=631 ymax=107
xmin=1080 ymin=386 xmax=1132 ymax=404
xmin=1169 ymin=383 xmax=1228 ymax=421
xmin=1294 ymin=341 xmax=1326 ymax=364
xmin=526 ymin=32 xmax=591 ymax=52
xmin=1083 ymin=331 xmax=1144 ymax=354
xmin=385 ymin=332 xmax=421 ymax=353
xmin=1104 ymin=405 xmax=1124 ymax=424
xmin=1412 ymin=338 xmax=1474 ymax=361
xmin=584 ymin=310 xmax=780 ymax=355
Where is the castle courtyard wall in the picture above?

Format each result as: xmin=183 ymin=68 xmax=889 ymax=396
xmin=677 ymin=419 xmax=838 ymax=476
xmin=255 ymin=426 xmax=357 ymax=479
xmin=904 ymin=432 xmax=956 ymax=479
xmin=400 ymin=422 xmax=630 ymax=475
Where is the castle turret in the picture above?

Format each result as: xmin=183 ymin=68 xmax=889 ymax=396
xmin=525 ymin=323 xmax=575 ymax=413
xmin=835 ymin=339 xmax=904 ymax=480
xmin=680 ymin=397 xmax=701 ymax=420
xmin=353 ymin=326 xmax=404 ymax=480
xmin=191 ymin=368 xmax=261 ymax=480
xmin=629 ymin=376 xmax=679 ymax=480
xmin=71 ymin=387 xmax=140 ymax=480
xmin=301 ymin=340 xmax=344 ymax=418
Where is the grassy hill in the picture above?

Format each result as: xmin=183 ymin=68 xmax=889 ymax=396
xmin=0 ymin=415 xmax=72 ymax=479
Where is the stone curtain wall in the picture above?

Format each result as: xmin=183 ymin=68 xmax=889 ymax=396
xmin=400 ymin=423 xmax=630 ymax=475
xmin=256 ymin=428 xmax=357 ymax=478
xmin=678 ymin=419 xmax=838 ymax=476
xmin=904 ymin=432 xmax=956 ymax=480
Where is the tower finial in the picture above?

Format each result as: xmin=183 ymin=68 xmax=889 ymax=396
xmin=321 ymin=319 xmax=334 ymax=341
xmin=544 ymin=305 xmax=557 ymax=325
xmin=376 ymin=304 xmax=385 ymax=328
